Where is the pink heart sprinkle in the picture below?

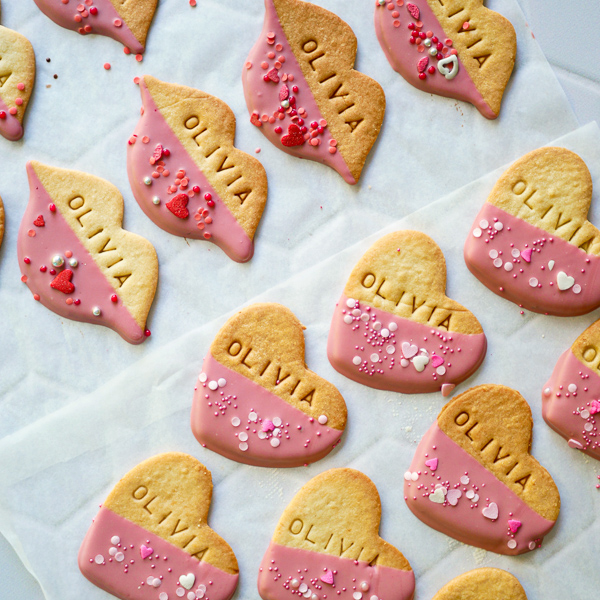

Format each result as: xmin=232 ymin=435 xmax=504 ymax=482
xmin=441 ymin=383 xmax=455 ymax=397
xmin=431 ymin=353 xmax=444 ymax=368
xmin=589 ymin=399 xmax=600 ymax=415
xmin=262 ymin=419 xmax=274 ymax=432
xmin=521 ymin=248 xmax=533 ymax=262
xmin=482 ymin=502 xmax=499 ymax=520
xmin=401 ymin=342 xmax=418 ymax=359
xmin=508 ymin=519 xmax=522 ymax=533
xmin=446 ymin=489 xmax=462 ymax=506
xmin=424 ymin=458 xmax=438 ymax=471
xmin=140 ymin=545 xmax=153 ymax=559
xmin=320 ymin=570 xmax=334 ymax=585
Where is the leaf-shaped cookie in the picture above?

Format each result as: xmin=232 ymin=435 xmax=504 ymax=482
xmin=243 ymin=0 xmax=386 ymax=184
xmin=543 ymin=318 xmax=600 ymax=461
xmin=374 ymin=0 xmax=516 ymax=119
xmin=432 ymin=568 xmax=527 ymax=600
xmin=18 ymin=161 xmax=158 ymax=344
xmin=405 ymin=384 xmax=560 ymax=555
xmin=328 ymin=230 xmax=486 ymax=395
xmin=0 ymin=21 xmax=35 ymax=141
xmin=464 ymin=147 xmax=600 ymax=316
xmin=33 ymin=0 xmax=157 ymax=54
xmin=79 ymin=453 xmax=239 ymax=600
xmin=192 ymin=303 xmax=347 ymax=467
xmin=258 ymin=468 xmax=415 ymax=600
xmin=128 ymin=76 xmax=268 ymax=263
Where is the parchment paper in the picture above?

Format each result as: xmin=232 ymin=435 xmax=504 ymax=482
xmin=1 ymin=123 xmax=599 ymax=600
xmin=0 ymin=0 xmax=578 ymax=440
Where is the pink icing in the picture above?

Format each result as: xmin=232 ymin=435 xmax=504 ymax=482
xmin=258 ymin=542 xmax=415 ymax=600
xmin=464 ymin=203 xmax=600 ymax=316
xmin=191 ymin=355 xmax=343 ymax=468
xmin=542 ymin=349 xmax=600 ymax=461
xmin=17 ymin=164 xmax=146 ymax=344
xmin=327 ymin=294 xmax=486 ymax=394
xmin=404 ymin=423 xmax=556 ymax=555
xmin=127 ymin=80 xmax=254 ymax=263
xmin=33 ymin=0 xmax=143 ymax=53
xmin=79 ymin=507 xmax=238 ymax=600
xmin=0 ymin=95 xmax=23 ymax=141
xmin=374 ymin=1 xmax=496 ymax=119
xmin=242 ymin=0 xmax=356 ymax=184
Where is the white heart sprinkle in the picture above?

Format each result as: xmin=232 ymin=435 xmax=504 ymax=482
xmin=557 ymin=271 xmax=575 ymax=291
xmin=402 ymin=342 xmax=418 ymax=359
xmin=482 ymin=502 xmax=499 ymax=520
xmin=446 ymin=489 xmax=462 ymax=506
xmin=548 ymin=260 xmax=555 ymax=271
xmin=428 ymin=487 xmax=446 ymax=503
xmin=180 ymin=574 xmax=195 ymax=590
xmin=412 ymin=354 xmax=430 ymax=372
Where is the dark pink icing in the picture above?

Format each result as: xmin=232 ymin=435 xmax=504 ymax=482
xmin=79 ymin=507 xmax=238 ymax=600
xmin=191 ymin=355 xmax=343 ymax=468
xmin=542 ymin=349 xmax=600 ymax=461
xmin=0 ymin=95 xmax=23 ymax=141
xmin=404 ymin=423 xmax=556 ymax=555
xmin=464 ymin=203 xmax=600 ymax=316
xmin=242 ymin=0 xmax=355 ymax=184
xmin=327 ymin=294 xmax=486 ymax=394
xmin=258 ymin=542 xmax=415 ymax=600
xmin=17 ymin=164 xmax=147 ymax=345
xmin=33 ymin=0 xmax=143 ymax=53
xmin=127 ymin=80 xmax=254 ymax=263
xmin=374 ymin=1 xmax=495 ymax=119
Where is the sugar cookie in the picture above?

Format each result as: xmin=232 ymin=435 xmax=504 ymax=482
xmin=432 ymin=568 xmax=527 ymax=600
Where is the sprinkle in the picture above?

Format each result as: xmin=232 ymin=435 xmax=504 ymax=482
xmin=103 ymin=63 xmax=111 ymax=70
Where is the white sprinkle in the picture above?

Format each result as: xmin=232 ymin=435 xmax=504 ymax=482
xmin=299 ymin=584 xmax=308 ymax=593
xmin=529 ymin=277 xmax=538 ymax=287
xmin=238 ymin=432 xmax=248 ymax=442
xmin=573 ymin=284 xmax=582 ymax=294
xmin=110 ymin=536 xmax=120 ymax=545
xmin=568 ymin=383 xmax=577 ymax=393
xmin=511 ymin=248 xmax=520 ymax=258
xmin=403 ymin=471 xmax=411 ymax=481
xmin=188 ymin=593 xmax=196 ymax=600
xmin=493 ymin=258 xmax=503 ymax=268
xmin=381 ymin=328 xmax=390 ymax=338
xmin=436 ymin=366 xmax=446 ymax=376
xmin=360 ymin=582 xmax=370 ymax=592
xmin=472 ymin=494 xmax=479 ymax=502
xmin=273 ymin=417 xmax=282 ymax=427
xmin=303 ymin=591 xmax=312 ymax=599
xmin=504 ymin=262 xmax=513 ymax=272
xmin=460 ymin=475 xmax=470 ymax=485
xmin=273 ymin=428 xmax=281 ymax=436
xmin=147 ymin=576 xmax=156 ymax=585
xmin=346 ymin=298 xmax=356 ymax=308
xmin=361 ymin=313 xmax=369 ymax=322
xmin=373 ymin=321 xmax=382 ymax=331
xmin=352 ymin=356 xmax=362 ymax=365
xmin=208 ymin=380 xmax=218 ymax=390
xmin=231 ymin=417 xmax=241 ymax=427
xmin=239 ymin=442 xmax=248 ymax=451
xmin=109 ymin=547 xmax=117 ymax=556
xmin=507 ymin=539 xmax=517 ymax=549
xmin=371 ymin=596 xmax=379 ymax=600
xmin=197 ymin=586 xmax=206 ymax=594
xmin=153 ymin=578 xmax=162 ymax=588
xmin=370 ymin=353 xmax=379 ymax=363
xmin=291 ymin=579 xmax=300 ymax=589
xmin=401 ymin=358 xmax=410 ymax=367
xmin=258 ymin=431 xmax=267 ymax=439
xmin=479 ymin=219 xmax=489 ymax=229
xmin=386 ymin=344 xmax=396 ymax=354
xmin=159 ymin=593 xmax=169 ymax=600
xmin=543 ymin=387 xmax=551 ymax=396
xmin=472 ymin=227 xmax=482 ymax=238
xmin=198 ymin=373 xmax=207 ymax=383
xmin=489 ymin=249 xmax=498 ymax=259
xmin=354 ymin=593 xmax=363 ymax=600
xmin=528 ymin=541 xmax=537 ymax=550
xmin=585 ymin=423 xmax=593 ymax=432
xmin=388 ymin=322 xmax=398 ymax=331
xmin=343 ymin=315 xmax=353 ymax=324
xmin=494 ymin=221 xmax=503 ymax=231
xmin=249 ymin=412 xmax=258 ymax=422
xmin=466 ymin=490 xmax=475 ymax=499
xmin=411 ymin=472 xmax=419 ymax=481
xmin=218 ymin=378 xmax=227 ymax=388
xmin=581 ymin=409 xmax=590 ymax=419
xmin=352 ymin=308 xmax=361 ymax=317
xmin=547 ymin=260 xmax=555 ymax=271
xmin=271 ymin=438 xmax=281 ymax=448
xmin=94 ymin=555 xmax=104 ymax=565
xmin=318 ymin=415 xmax=328 ymax=425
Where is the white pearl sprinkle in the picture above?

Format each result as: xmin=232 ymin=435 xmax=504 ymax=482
xmin=343 ymin=315 xmax=353 ymax=324
xmin=144 ymin=176 xmax=152 ymax=186
xmin=69 ymin=258 xmax=78 ymax=267
xmin=270 ymin=437 xmax=281 ymax=448
xmin=291 ymin=579 xmax=300 ymax=589
xmin=152 ymin=578 xmax=161 ymax=588
xmin=231 ymin=417 xmax=241 ymax=427
xmin=249 ymin=412 xmax=258 ymax=422
xmin=494 ymin=221 xmax=503 ymax=230
xmin=472 ymin=227 xmax=482 ymax=238
xmin=352 ymin=356 xmax=362 ymax=365
xmin=568 ymin=383 xmax=577 ymax=393
xmin=153 ymin=196 xmax=161 ymax=205
xmin=388 ymin=322 xmax=398 ymax=331
xmin=529 ymin=277 xmax=539 ymax=287
xmin=489 ymin=249 xmax=498 ymax=259
xmin=479 ymin=219 xmax=489 ymax=229
xmin=346 ymin=298 xmax=356 ymax=308
xmin=198 ymin=373 xmax=207 ymax=383
xmin=370 ymin=353 xmax=379 ymax=363
xmin=273 ymin=417 xmax=282 ymax=427
xmin=239 ymin=442 xmax=248 ymax=451
xmin=318 ymin=415 xmax=328 ymax=425
xmin=94 ymin=555 xmax=104 ymax=564
xmin=218 ymin=378 xmax=227 ymax=388
xmin=110 ymin=536 xmax=120 ymax=545
xmin=504 ymin=262 xmax=513 ymax=272
xmin=92 ymin=307 xmax=102 ymax=316
xmin=208 ymin=380 xmax=218 ymax=390
xmin=238 ymin=432 xmax=248 ymax=442
xmin=360 ymin=582 xmax=370 ymax=592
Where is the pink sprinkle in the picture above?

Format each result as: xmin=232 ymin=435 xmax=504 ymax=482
xmin=8 ymin=107 xmax=17 ymax=115
xmin=114 ymin=19 xmax=122 ymax=27
xmin=424 ymin=458 xmax=438 ymax=471
xmin=328 ymin=147 xmax=337 ymax=154
xmin=17 ymin=83 xmax=25 ymax=91
xmin=508 ymin=519 xmax=522 ymax=533
xmin=262 ymin=419 xmax=275 ymax=432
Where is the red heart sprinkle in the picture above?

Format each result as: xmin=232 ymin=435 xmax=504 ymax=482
xmin=153 ymin=144 xmax=163 ymax=161
xmin=417 ymin=57 xmax=429 ymax=73
xmin=166 ymin=193 xmax=190 ymax=219
xmin=33 ymin=215 xmax=45 ymax=227
xmin=250 ymin=112 xmax=262 ymax=127
xmin=279 ymin=84 xmax=289 ymax=101
xmin=50 ymin=269 xmax=74 ymax=294
xmin=266 ymin=68 xmax=280 ymax=83
xmin=407 ymin=3 xmax=420 ymax=19
xmin=281 ymin=123 xmax=306 ymax=147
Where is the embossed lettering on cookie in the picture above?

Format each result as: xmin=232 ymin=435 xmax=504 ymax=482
xmin=464 ymin=147 xmax=600 ymax=316
xmin=79 ymin=453 xmax=239 ymax=600
xmin=405 ymin=384 xmax=560 ymax=555
xmin=191 ymin=303 xmax=347 ymax=468
xmin=258 ymin=468 xmax=415 ymax=600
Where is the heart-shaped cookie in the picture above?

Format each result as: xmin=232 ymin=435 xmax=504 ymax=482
xmin=0 ymin=19 xmax=35 ymax=141
xmin=33 ymin=0 xmax=157 ymax=54
xmin=543 ymin=317 xmax=600 ymax=461
xmin=243 ymin=0 xmax=386 ymax=184
xmin=405 ymin=384 xmax=560 ymax=555
xmin=191 ymin=303 xmax=347 ymax=467
xmin=258 ymin=468 xmax=415 ymax=600
xmin=465 ymin=147 xmax=600 ymax=316
xmin=374 ymin=0 xmax=516 ymax=119
xmin=79 ymin=453 xmax=239 ymax=600
xmin=328 ymin=230 xmax=487 ymax=394
xmin=18 ymin=161 xmax=158 ymax=344
xmin=432 ymin=568 xmax=527 ymax=600
xmin=128 ymin=76 xmax=268 ymax=263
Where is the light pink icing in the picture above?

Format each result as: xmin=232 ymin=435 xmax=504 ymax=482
xmin=191 ymin=354 xmax=343 ymax=468
xmin=464 ymin=203 xmax=600 ymax=316
xmin=327 ymin=294 xmax=486 ymax=394
xmin=258 ymin=542 xmax=415 ymax=600
xmin=542 ymin=349 xmax=600 ymax=461
xmin=374 ymin=1 xmax=496 ymax=119
xmin=79 ymin=507 xmax=238 ymax=600
xmin=33 ymin=0 xmax=143 ymax=53
xmin=404 ymin=423 xmax=556 ymax=555
xmin=127 ymin=80 xmax=254 ymax=263
xmin=0 ymin=95 xmax=23 ymax=141
xmin=242 ymin=0 xmax=356 ymax=184
xmin=17 ymin=164 xmax=147 ymax=344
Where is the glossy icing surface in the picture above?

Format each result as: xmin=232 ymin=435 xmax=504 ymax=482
xmin=258 ymin=542 xmax=415 ymax=600
xmin=404 ymin=423 xmax=556 ymax=555
xmin=79 ymin=507 xmax=238 ymax=600
xmin=464 ymin=203 xmax=600 ymax=316
xmin=0 ymin=95 xmax=23 ymax=141
xmin=327 ymin=294 xmax=486 ymax=393
xmin=542 ymin=349 xmax=600 ymax=460
xmin=191 ymin=355 xmax=342 ymax=468
xmin=242 ymin=0 xmax=355 ymax=183
xmin=127 ymin=80 xmax=254 ymax=263
xmin=33 ymin=0 xmax=143 ymax=53
xmin=18 ymin=165 xmax=146 ymax=344
xmin=374 ymin=0 xmax=495 ymax=119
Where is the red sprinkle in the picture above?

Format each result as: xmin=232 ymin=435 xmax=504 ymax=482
xmin=417 ymin=57 xmax=429 ymax=73
xmin=50 ymin=269 xmax=75 ymax=294
xmin=266 ymin=68 xmax=280 ymax=83
xmin=250 ymin=112 xmax=262 ymax=127
xmin=165 ymin=193 xmax=190 ymax=219
xmin=279 ymin=84 xmax=289 ymax=101
xmin=193 ymin=185 xmax=201 ymax=194
xmin=33 ymin=215 xmax=45 ymax=227
xmin=103 ymin=63 xmax=111 ymax=70
xmin=40 ymin=266 xmax=47 ymax=272
xmin=111 ymin=294 xmax=118 ymax=303
xmin=23 ymin=257 xmax=31 ymax=264
xmin=406 ymin=2 xmax=420 ymax=20
xmin=145 ymin=329 xmax=151 ymax=337
xmin=281 ymin=123 xmax=305 ymax=147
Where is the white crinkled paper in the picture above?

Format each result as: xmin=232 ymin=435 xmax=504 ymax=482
xmin=1 ymin=123 xmax=600 ymax=600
